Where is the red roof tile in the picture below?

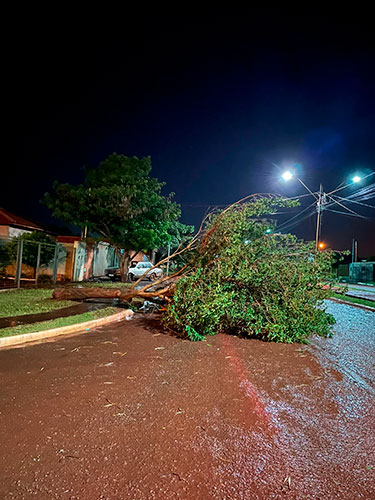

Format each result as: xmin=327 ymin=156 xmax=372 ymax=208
xmin=0 ymin=208 xmax=43 ymax=231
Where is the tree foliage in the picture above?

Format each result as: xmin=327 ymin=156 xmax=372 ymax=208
xmin=157 ymin=220 xmax=195 ymax=271
xmin=44 ymin=154 xmax=181 ymax=281
xmin=7 ymin=231 xmax=56 ymax=267
xmin=163 ymin=197 xmax=335 ymax=343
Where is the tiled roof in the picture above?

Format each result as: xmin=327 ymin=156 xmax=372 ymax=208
xmin=0 ymin=208 xmax=43 ymax=231
xmin=57 ymin=235 xmax=82 ymax=243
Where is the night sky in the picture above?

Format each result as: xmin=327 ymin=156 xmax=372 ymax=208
xmin=3 ymin=8 xmax=375 ymax=255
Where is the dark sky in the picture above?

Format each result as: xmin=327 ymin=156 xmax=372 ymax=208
xmin=3 ymin=7 xmax=375 ymax=255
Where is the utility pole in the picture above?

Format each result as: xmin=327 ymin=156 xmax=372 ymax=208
xmin=35 ymin=243 xmax=41 ymax=282
xmin=315 ymin=184 xmax=323 ymax=250
xmin=15 ymin=239 xmax=24 ymax=288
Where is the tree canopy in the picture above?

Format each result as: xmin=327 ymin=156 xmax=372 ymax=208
xmin=44 ymin=154 xmax=184 ymax=280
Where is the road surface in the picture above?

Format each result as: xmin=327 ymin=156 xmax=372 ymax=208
xmin=0 ymin=302 xmax=374 ymax=499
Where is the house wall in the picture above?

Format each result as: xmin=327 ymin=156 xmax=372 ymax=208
xmin=0 ymin=226 xmax=33 ymax=238
xmin=93 ymin=242 xmax=117 ymax=276
xmin=8 ymin=227 xmax=31 ymax=238
xmin=0 ymin=226 xmax=9 ymax=237
xmin=73 ymin=241 xmax=86 ymax=282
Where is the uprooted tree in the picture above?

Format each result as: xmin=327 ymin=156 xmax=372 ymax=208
xmin=54 ymin=195 xmax=336 ymax=343
xmin=44 ymin=154 xmax=183 ymax=281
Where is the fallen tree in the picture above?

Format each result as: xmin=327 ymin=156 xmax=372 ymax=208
xmin=53 ymin=195 xmax=336 ymax=343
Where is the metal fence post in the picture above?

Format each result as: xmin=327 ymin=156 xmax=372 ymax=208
xmin=35 ymin=243 xmax=41 ymax=283
xmin=15 ymin=239 xmax=24 ymax=288
xmin=52 ymin=244 xmax=59 ymax=284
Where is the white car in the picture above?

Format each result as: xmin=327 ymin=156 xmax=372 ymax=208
xmin=128 ymin=261 xmax=163 ymax=282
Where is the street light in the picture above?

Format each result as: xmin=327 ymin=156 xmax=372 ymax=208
xmin=278 ymin=166 xmax=374 ymax=251
xmin=281 ymin=170 xmax=293 ymax=181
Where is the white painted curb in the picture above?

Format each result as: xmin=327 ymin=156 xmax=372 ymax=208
xmin=0 ymin=309 xmax=133 ymax=349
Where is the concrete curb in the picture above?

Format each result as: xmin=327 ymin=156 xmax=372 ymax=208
xmin=328 ymin=297 xmax=375 ymax=312
xmin=0 ymin=309 xmax=133 ymax=349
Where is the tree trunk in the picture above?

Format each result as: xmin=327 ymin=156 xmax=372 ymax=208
xmin=52 ymin=283 xmax=176 ymax=302
xmin=53 ymin=288 xmax=121 ymax=301
xmin=116 ymin=248 xmax=130 ymax=282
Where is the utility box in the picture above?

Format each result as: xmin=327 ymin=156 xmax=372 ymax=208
xmin=349 ymin=262 xmax=375 ymax=283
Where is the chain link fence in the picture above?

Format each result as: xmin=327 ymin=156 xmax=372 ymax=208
xmin=0 ymin=236 xmax=71 ymax=289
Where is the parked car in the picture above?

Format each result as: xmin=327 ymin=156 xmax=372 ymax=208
xmin=105 ymin=261 xmax=163 ymax=282
xmin=129 ymin=261 xmax=163 ymax=281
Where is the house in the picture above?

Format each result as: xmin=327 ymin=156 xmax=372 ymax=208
xmin=0 ymin=208 xmax=152 ymax=284
xmin=56 ymin=236 xmax=150 ymax=281
xmin=0 ymin=208 xmax=43 ymax=238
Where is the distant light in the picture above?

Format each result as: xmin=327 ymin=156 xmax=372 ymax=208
xmin=318 ymin=242 xmax=326 ymax=249
xmin=282 ymin=171 xmax=293 ymax=181
xmin=352 ymin=175 xmax=361 ymax=183
xmin=265 ymin=228 xmax=272 ymax=234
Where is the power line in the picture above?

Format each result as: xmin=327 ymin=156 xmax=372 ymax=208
xmin=276 ymin=200 xmax=317 ymax=232
xmin=326 ymin=171 xmax=375 ymax=196
xmin=326 ymin=209 xmax=372 ymax=220
xmin=333 ymin=194 xmax=375 ymax=209
xmin=325 ymin=194 xmax=367 ymax=218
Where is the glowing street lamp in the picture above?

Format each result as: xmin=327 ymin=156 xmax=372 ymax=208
xmin=278 ymin=164 xmax=374 ymax=252
xmin=281 ymin=170 xmax=293 ymax=181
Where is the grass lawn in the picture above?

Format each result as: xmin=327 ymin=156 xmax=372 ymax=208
xmin=0 ymin=289 xmax=73 ymax=318
xmin=0 ymin=306 xmax=118 ymax=338
xmin=332 ymin=293 xmax=375 ymax=309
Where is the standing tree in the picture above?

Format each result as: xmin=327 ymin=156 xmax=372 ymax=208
xmin=157 ymin=220 xmax=195 ymax=272
xmin=44 ymin=154 xmax=181 ymax=281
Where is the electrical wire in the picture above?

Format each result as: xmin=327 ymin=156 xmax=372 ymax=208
xmin=325 ymin=194 xmax=366 ymax=218
xmin=344 ymin=183 xmax=375 ymax=202
xmin=275 ymin=200 xmax=317 ymax=231
xmin=326 ymin=209 xmax=372 ymax=220
xmin=277 ymin=210 xmax=317 ymax=233
xmin=326 ymin=171 xmax=375 ymax=196
xmin=330 ymin=194 xmax=375 ymax=210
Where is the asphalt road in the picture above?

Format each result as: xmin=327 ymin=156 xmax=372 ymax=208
xmin=0 ymin=302 xmax=374 ymax=499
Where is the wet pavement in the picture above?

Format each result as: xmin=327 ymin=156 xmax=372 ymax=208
xmin=0 ymin=302 xmax=374 ymax=499
xmin=0 ymin=300 xmax=117 ymax=329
